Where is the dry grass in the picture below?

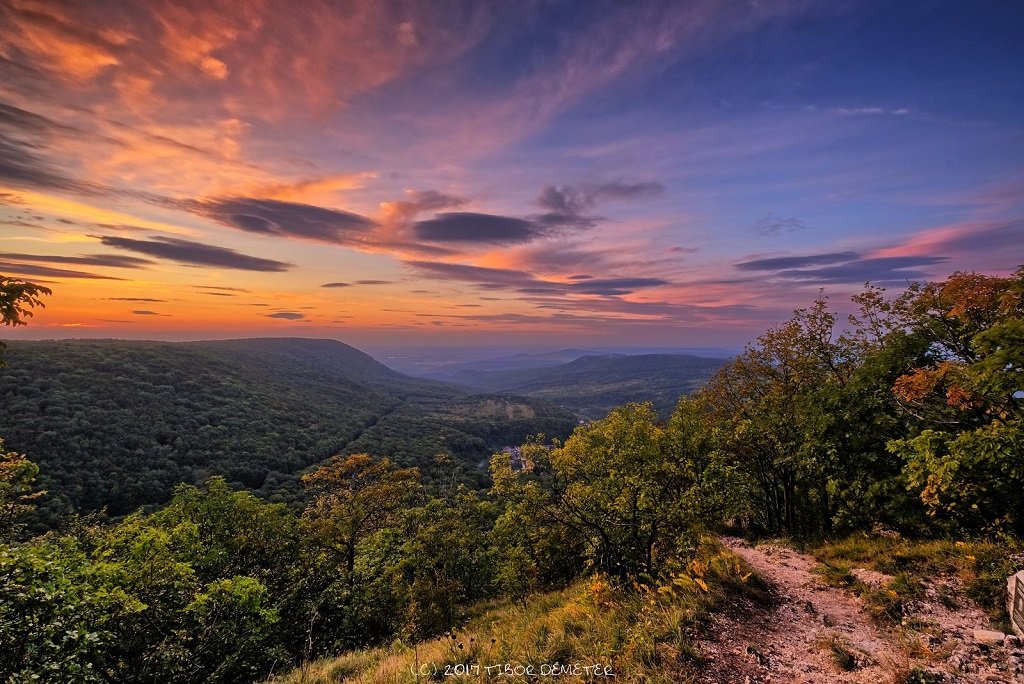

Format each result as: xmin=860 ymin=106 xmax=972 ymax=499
xmin=271 ymin=538 xmax=768 ymax=683
xmin=824 ymin=634 xmax=857 ymax=671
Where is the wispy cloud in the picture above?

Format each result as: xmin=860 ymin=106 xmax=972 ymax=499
xmin=380 ymin=189 xmax=468 ymax=229
xmin=0 ymin=0 xmax=498 ymax=119
xmin=405 ymin=260 xmax=535 ymax=287
xmin=568 ymin=277 xmax=670 ymax=296
xmin=404 ymin=259 xmax=670 ymax=297
xmin=0 ymin=260 xmax=123 ymax=280
xmin=736 ymin=252 xmax=860 ymax=271
xmin=0 ymin=106 xmax=105 ymax=195
xmin=193 ymin=285 xmax=251 ymax=292
xmin=771 ymin=256 xmax=949 ymax=285
xmin=186 ymin=197 xmax=376 ymax=244
xmin=414 ymin=212 xmax=542 ymax=244
xmin=872 ymin=218 xmax=1024 ymax=263
xmin=735 ymin=251 xmax=949 ymax=285
xmin=805 ymin=105 xmax=912 ymax=117
xmin=0 ymin=251 xmax=152 ymax=268
xmin=538 ymin=181 xmax=665 ymax=214
xmin=424 ymin=0 xmax=822 ymax=153
xmin=0 ymin=1 xmax=1017 ymax=345
xmin=97 ymin=235 xmax=292 ymax=271
xmin=753 ymin=215 xmax=810 ymax=236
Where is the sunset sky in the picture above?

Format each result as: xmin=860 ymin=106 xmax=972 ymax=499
xmin=1 ymin=0 xmax=1021 ymax=348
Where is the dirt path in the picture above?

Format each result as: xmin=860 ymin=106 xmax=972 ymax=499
xmin=688 ymin=538 xmax=1024 ymax=684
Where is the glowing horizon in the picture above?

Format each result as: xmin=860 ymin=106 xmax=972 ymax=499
xmin=1 ymin=1 xmax=1021 ymax=349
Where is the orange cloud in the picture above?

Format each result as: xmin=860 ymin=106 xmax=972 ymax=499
xmin=0 ymin=0 xmax=493 ymax=148
xmin=0 ymin=188 xmax=199 ymax=236
xmin=250 ymin=173 xmax=377 ymax=204
xmin=0 ymin=1 xmax=122 ymax=82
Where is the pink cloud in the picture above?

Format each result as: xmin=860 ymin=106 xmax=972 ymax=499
xmin=870 ymin=218 xmax=1023 ymax=273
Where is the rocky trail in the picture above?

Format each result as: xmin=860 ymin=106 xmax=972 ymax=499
xmin=687 ymin=538 xmax=1024 ymax=684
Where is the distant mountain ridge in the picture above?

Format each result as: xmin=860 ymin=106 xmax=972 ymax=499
xmin=407 ymin=346 xmax=736 ymax=380
xmin=193 ymin=337 xmax=407 ymax=383
xmin=447 ymin=353 xmax=727 ymax=419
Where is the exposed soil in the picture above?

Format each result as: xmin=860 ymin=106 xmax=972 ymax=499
xmin=685 ymin=537 xmax=1024 ymax=684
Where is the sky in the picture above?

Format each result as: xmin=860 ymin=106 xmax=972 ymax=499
xmin=0 ymin=0 xmax=1022 ymax=349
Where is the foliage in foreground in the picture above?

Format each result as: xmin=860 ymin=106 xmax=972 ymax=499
xmin=0 ymin=275 xmax=50 ymax=367
xmin=697 ymin=267 xmax=1024 ymax=537
xmin=0 ymin=399 xmax=748 ymax=683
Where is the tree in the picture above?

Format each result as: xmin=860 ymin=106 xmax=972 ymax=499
xmin=301 ymin=454 xmax=421 ymax=576
xmin=0 ymin=538 xmax=143 ymax=683
xmin=40 ymin=490 xmax=293 ymax=682
xmin=492 ymin=404 xmax=696 ymax=582
xmin=888 ymin=268 xmax=1024 ymax=532
xmin=667 ymin=397 xmax=752 ymax=525
xmin=148 ymin=477 xmax=297 ymax=587
xmin=698 ymin=296 xmax=853 ymax=534
xmin=174 ymin=576 xmax=282 ymax=683
xmin=393 ymin=490 xmax=496 ymax=639
xmin=0 ymin=278 xmax=50 ymax=536
xmin=0 ymin=276 xmax=51 ymax=367
xmin=490 ymin=440 xmax=585 ymax=594
xmin=0 ymin=439 xmax=45 ymax=540
xmin=696 ymin=291 xmax=915 ymax=535
xmin=294 ymin=455 xmax=422 ymax=655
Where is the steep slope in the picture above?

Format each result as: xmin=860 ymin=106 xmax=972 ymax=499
xmin=193 ymin=337 xmax=409 ymax=386
xmin=0 ymin=338 xmax=577 ymax=527
xmin=271 ymin=537 xmax=770 ymax=684
xmin=450 ymin=353 xmax=726 ymax=418
xmin=276 ymin=537 xmax=1023 ymax=684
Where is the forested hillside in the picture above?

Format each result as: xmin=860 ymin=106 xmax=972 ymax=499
xmin=0 ymin=338 xmax=578 ymax=527
xmin=449 ymin=353 xmax=725 ymax=417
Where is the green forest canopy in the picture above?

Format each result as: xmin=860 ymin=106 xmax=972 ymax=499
xmin=0 ymin=338 xmax=578 ymax=527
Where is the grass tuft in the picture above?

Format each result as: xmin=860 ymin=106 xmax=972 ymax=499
xmin=813 ymin=561 xmax=856 ymax=587
xmin=893 ymin=666 xmax=944 ymax=684
xmin=827 ymin=636 xmax=857 ymax=671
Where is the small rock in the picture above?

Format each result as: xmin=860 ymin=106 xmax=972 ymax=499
xmin=871 ymin=522 xmax=901 ymax=538
xmin=975 ymin=629 xmax=1007 ymax=646
xmin=851 ymin=567 xmax=890 ymax=589
xmin=1004 ymin=634 xmax=1020 ymax=648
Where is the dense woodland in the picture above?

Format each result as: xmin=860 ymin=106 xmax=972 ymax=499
xmin=0 ymin=268 xmax=1022 ymax=682
xmin=0 ymin=338 xmax=578 ymax=529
